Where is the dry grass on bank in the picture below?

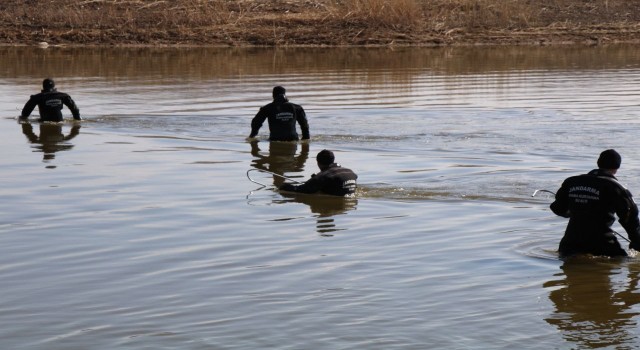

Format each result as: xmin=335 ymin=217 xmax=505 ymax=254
xmin=1 ymin=0 xmax=639 ymax=46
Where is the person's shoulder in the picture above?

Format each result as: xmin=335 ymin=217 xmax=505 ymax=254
xmin=566 ymin=169 xmax=599 ymax=180
xmin=54 ymin=90 xmax=71 ymax=97
xmin=42 ymin=89 xmax=68 ymax=96
xmin=335 ymin=164 xmax=355 ymax=172
xmin=579 ymin=171 xmax=629 ymax=193
xmin=559 ymin=173 xmax=584 ymax=186
xmin=260 ymin=101 xmax=276 ymax=109
xmin=343 ymin=167 xmax=358 ymax=178
xmin=330 ymin=165 xmax=357 ymax=177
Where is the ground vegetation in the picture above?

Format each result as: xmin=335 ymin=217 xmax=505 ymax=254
xmin=1 ymin=0 xmax=639 ymax=46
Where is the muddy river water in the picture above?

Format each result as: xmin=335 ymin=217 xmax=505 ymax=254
xmin=2 ymin=45 xmax=640 ymax=349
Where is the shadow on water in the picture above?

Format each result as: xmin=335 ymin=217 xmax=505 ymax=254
xmin=544 ymin=257 xmax=640 ymax=348
xmin=20 ymin=121 xmax=81 ymax=167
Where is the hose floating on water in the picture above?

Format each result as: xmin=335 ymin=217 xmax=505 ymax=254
xmin=531 ymin=189 xmax=556 ymax=197
xmin=246 ymin=169 xmax=304 ymax=188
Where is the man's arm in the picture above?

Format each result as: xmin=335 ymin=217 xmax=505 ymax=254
xmin=20 ymin=96 xmax=38 ymax=119
xmin=296 ymin=105 xmax=310 ymax=140
xmin=550 ymin=183 xmax=570 ymax=218
xmin=615 ymin=189 xmax=640 ymax=250
xmin=249 ymin=108 xmax=268 ymax=138
xmin=62 ymin=95 xmax=81 ymax=120
xmin=280 ymin=175 xmax=321 ymax=194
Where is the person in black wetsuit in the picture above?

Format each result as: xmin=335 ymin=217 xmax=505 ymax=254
xmin=280 ymin=149 xmax=357 ymax=197
xmin=550 ymin=149 xmax=640 ymax=257
xmin=248 ymin=86 xmax=309 ymax=141
xmin=20 ymin=78 xmax=81 ymax=122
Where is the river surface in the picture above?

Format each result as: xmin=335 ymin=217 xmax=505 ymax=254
xmin=2 ymin=45 xmax=640 ymax=349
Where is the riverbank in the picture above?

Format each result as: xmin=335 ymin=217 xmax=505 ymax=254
xmin=1 ymin=0 xmax=640 ymax=47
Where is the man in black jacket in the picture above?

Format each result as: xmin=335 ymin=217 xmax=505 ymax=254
xmin=550 ymin=149 xmax=640 ymax=257
xmin=280 ymin=149 xmax=357 ymax=197
xmin=249 ymin=86 xmax=309 ymax=141
xmin=20 ymin=78 xmax=81 ymax=122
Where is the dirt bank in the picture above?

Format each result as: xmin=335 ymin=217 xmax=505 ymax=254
xmin=1 ymin=0 xmax=639 ymax=47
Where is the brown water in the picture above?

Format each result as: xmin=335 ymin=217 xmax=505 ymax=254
xmin=3 ymin=45 xmax=640 ymax=349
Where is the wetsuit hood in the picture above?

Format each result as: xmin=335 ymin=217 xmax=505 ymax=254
xmin=42 ymin=78 xmax=55 ymax=91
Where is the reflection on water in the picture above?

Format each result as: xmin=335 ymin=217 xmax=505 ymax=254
xmin=278 ymin=194 xmax=358 ymax=236
xmin=4 ymin=45 xmax=640 ymax=80
xmin=20 ymin=122 xmax=81 ymax=165
xmin=544 ymin=258 xmax=640 ymax=348
xmin=249 ymin=140 xmax=309 ymax=187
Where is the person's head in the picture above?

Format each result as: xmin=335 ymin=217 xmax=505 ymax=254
xmin=316 ymin=149 xmax=335 ymax=171
xmin=272 ymin=86 xmax=286 ymax=99
xmin=597 ymin=149 xmax=621 ymax=173
xmin=42 ymin=78 xmax=55 ymax=91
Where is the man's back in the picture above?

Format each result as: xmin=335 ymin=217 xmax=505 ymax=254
xmin=249 ymin=90 xmax=309 ymax=141
xmin=22 ymin=89 xmax=80 ymax=122
xmin=551 ymin=169 xmax=637 ymax=256
xmin=552 ymin=170 xmax=623 ymax=230
xmin=262 ymin=98 xmax=299 ymax=141
xmin=289 ymin=164 xmax=357 ymax=196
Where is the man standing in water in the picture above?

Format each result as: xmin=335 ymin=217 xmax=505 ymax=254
xmin=20 ymin=78 xmax=81 ymax=122
xmin=248 ymin=86 xmax=309 ymax=141
xmin=550 ymin=149 xmax=640 ymax=257
xmin=280 ymin=149 xmax=357 ymax=196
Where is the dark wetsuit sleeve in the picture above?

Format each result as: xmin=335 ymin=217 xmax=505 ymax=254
xmin=296 ymin=105 xmax=310 ymax=140
xmin=615 ymin=190 xmax=640 ymax=250
xmin=62 ymin=95 xmax=81 ymax=120
xmin=20 ymin=96 xmax=38 ymax=119
xmin=550 ymin=182 xmax=570 ymax=218
xmin=250 ymin=108 xmax=268 ymax=138
xmin=280 ymin=176 xmax=321 ymax=194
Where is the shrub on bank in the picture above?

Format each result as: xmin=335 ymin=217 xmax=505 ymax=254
xmin=1 ymin=0 xmax=638 ymax=45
